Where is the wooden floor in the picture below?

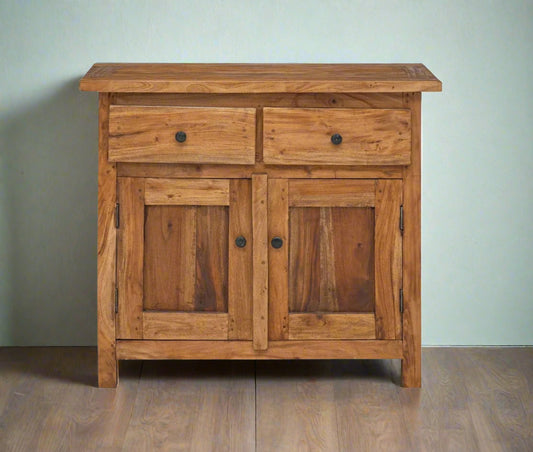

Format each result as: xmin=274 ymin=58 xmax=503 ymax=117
xmin=0 ymin=347 xmax=531 ymax=451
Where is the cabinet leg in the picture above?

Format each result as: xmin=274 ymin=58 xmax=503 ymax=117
xmin=98 ymin=344 xmax=118 ymax=388
xmin=401 ymin=352 xmax=421 ymax=388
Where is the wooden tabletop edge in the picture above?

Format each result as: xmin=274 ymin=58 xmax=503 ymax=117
xmin=79 ymin=63 xmax=442 ymax=93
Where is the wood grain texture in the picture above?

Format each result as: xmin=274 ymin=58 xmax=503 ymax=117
xmin=400 ymin=349 xmax=484 ymax=451
xmin=144 ymin=205 xmax=228 ymax=313
xmin=318 ymin=208 xmax=375 ymax=313
xmin=263 ymin=108 xmax=411 ymax=166
xmin=108 ymin=106 xmax=255 ymax=164
xmin=289 ymin=205 xmax=375 ymax=314
xmin=85 ymin=65 xmax=438 ymax=387
xmin=333 ymin=361 xmax=410 ymax=452
xmin=252 ymin=174 xmax=268 ymax=350
xmin=257 ymin=349 xmax=533 ymax=451
xmin=458 ymin=348 xmax=533 ymax=451
xmin=96 ymin=93 xmax=118 ymax=388
xmin=117 ymin=177 xmax=144 ymax=339
xmin=330 ymin=207 xmax=375 ymax=312
xmin=402 ymin=93 xmax=422 ymax=388
xmin=228 ymin=179 xmax=253 ymax=339
xmin=267 ymin=178 xmax=289 ymax=340
xmin=255 ymin=106 xmax=264 ymax=162
xmin=144 ymin=178 xmax=230 ymax=205
xmin=3 ymin=348 xmax=531 ymax=451
xmin=256 ymin=361 xmax=340 ymax=452
xmin=289 ymin=207 xmax=321 ymax=312
xmin=112 ymin=92 xmax=406 ymax=109
xmin=122 ymin=360 xmax=254 ymax=452
xmin=374 ymin=179 xmax=403 ymax=340
xmin=143 ymin=206 xmax=197 ymax=311
xmin=118 ymin=162 xmax=403 ymax=179
xmin=143 ymin=312 xmax=228 ymax=340
xmin=194 ymin=206 xmax=229 ymax=312
xmin=288 ymin=313 xmax=376 ymax=340
xmin=97 ymin=94 xmax=118 ymax=388
xmin=288 ymin=179 xmax=376 ymax=207
xmin=256 ymin=360 xmax=402 ymax=452
xmin=117 ymin=340 xmax=403 ymax=360
xmin=319 ymin=208 xmax=337 ymax=311
xmin=0 ymin=348 xmax=142 ymax=450
xmin=80 ymin=63 xmax=442 ymax=93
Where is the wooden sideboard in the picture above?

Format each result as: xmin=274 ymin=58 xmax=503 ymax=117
xmin=80 ymin=63 xmax=441 ymax=388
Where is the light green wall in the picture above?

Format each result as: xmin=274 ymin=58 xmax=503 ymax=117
xmin=1 ymin=0 xmax=532 ymax=346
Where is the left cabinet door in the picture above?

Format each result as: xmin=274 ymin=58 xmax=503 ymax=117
xmin=116 ymin=177 xmax=253 ymax=340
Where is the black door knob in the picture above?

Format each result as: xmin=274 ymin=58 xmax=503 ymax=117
xmin=235 ymin=236 xmax=247 ymax=248
xmin=331 ymin=133 xmax=343 ymax=145
xmin=271 ymin=237 xmax=283 ymax=249
xmin=175 ymin=131 xmax=187 ymax=143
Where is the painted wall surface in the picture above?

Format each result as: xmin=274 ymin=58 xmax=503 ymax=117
xmin=0 ymin=0 xmax=532 ymax=346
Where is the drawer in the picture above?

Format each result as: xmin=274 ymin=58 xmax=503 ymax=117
xmin=108 ymin=106 xmax=256 ymax=164
xmin=263 ymin=107 xmax=411 ymax=166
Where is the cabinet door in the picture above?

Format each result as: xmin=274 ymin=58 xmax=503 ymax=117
xmin=268 ymin=179 xmax=402 ymax=341
xmin=116 ymin=178 xmax=252 ymax=340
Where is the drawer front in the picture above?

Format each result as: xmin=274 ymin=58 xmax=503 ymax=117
xmin=263 ymin=107 xmax=411 ymax=166
xmin=108 ymin=106 xmax=256 ymax=164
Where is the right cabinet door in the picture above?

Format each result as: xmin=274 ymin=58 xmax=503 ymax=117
xmin=268 ymin=179 xmax=403 ymax=341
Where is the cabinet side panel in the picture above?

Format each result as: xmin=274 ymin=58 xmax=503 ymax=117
xmin=97 ymin=93 xmax=117 ymax=387
xmin=228 ymin=180 xmax=253 ymax=340
xmin=402 ymin=92 xmax=422 ymax=387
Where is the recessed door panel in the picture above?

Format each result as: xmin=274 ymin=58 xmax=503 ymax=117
xmin=117 ymin=177 xmax=252 ymax=340
xmin=289 ymin=206 xmax=375 ymax=313
xmin=143 ymin=205 xmax=229 ymax=312
xmin=269 ymin=179 xmax=402 ymax=341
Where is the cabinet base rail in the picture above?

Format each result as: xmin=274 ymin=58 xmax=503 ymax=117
xmin=116 ymin=339 xmax=403 ymax=360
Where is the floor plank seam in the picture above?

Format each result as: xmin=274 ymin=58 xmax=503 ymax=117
xmin=120 ymin=360 xmax=144 ymax=452
xmin=254 ymin=360 xmax=258 ymax=452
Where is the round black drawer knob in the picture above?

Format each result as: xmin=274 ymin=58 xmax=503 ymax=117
xmin=271 ymin=237 xmax=283 ymax=249
xmin=331 ymin=133 xmax=343 ymax=145
xmin=235 ymin=236 xmax=247 ymax=248
xmin=175 ymin=131 xmax=187 ymax=143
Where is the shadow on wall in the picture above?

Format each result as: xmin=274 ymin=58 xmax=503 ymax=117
xmin=0 ymin=78 xmax=98 ymax=345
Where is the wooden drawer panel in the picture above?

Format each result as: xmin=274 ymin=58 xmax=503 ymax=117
xmin=108 ymin=106 xmax=256 ymax=164
xmin=263 ymin=107 xmax=411 ymax=166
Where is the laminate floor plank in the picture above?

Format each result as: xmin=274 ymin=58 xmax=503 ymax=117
xmin=0 ymin=347 xmax=532 ymax=451
xmin=121 ymin=360 xmax=255 ymax=452
xmin=396 ymin=348 xmax=482 ymax=452
xmin=255 ymin=360 xmax=340 ymax=452
xmin=332 ymin=360 xmax=410 ymax=452
xmin=256 ymin=359 xmax=413 ymax=452
xmin=461 ymin=348 xmax=532 ymax=452
xmin=0 ymin=347 xmax=141 ymax=452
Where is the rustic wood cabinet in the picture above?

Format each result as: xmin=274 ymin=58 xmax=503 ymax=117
xmin=80 ymin=63 xmax=441 ymax=388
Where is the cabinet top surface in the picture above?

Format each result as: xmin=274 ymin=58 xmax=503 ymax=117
xmin=79 ymin=63 xmax=441 ymax=94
